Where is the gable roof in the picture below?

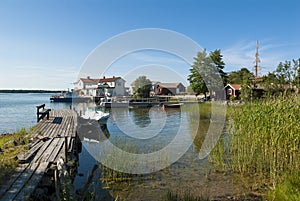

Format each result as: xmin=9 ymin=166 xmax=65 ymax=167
xmin=80 ymin=77 xmax=122 ymax=83
xmin=225 ymin=84 xmax=242 ymax=90
xmin=100 ymin=77 xmax=122 ymax=82
xmin=80 ymin=78 xmax=99 ymax=83
xmin=157 ymin=82 xmax=184 ymax=88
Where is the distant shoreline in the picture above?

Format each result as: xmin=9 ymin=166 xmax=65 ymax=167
xmin=0 ymin=89 xmax=63 ymax=93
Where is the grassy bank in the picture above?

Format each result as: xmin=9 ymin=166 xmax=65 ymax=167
xmin=211 ymin=96 xmax=300 ymax=200
xmin=0 ymin=128 xmax=31 ymax=186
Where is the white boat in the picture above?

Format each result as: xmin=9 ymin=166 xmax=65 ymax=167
xmin=81 ymin=110 xmax=110 ymax=124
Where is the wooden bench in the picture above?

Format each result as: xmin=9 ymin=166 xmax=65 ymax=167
xmin=36 ymin=104 xmax=51 ymax=122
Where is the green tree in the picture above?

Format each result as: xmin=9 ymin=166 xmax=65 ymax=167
xmin=292 ymin=58 xmax=300 ymax=88
xmin=187 ymin=50 xmax=209 ymax=97
xmin=263 ymin=72 xmax=282 ymax=97
xmin=133 ymin=76 xmax=152 ymax=98
xmin=227 ymin=67 xmax=254 ymax=100
xmin=188 ymin=49 xmax=227 ymax=98
xmin=209 ymin=49 xmax=227 ymax=85
xmin=228 ymin=68 xmax=254 ymax=84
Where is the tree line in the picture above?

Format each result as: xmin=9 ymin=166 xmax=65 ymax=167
xmin=188 ymin=49 xmax=300 ymax=99
xmin=131 ymin=49 xmax=300 ymax=99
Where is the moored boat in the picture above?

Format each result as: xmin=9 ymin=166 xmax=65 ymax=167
xmin=50 ymin=91 xmax=92 ymax=103
xmin=81 ymin=110 xmax=110 ymax=124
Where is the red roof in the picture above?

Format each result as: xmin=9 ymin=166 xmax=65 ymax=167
xmin=226 ymin=84 xmax=241 ymax=90
xmin=80 ymin=77 xmax=121 ymax=83
xmin=100 ymin=77 xmax=121 ymax=82
xmin=80 ymin=78 xmax=100 ymax=83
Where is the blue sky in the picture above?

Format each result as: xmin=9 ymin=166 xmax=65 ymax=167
xmin=0 ymin=0 xmax=300 ymax=89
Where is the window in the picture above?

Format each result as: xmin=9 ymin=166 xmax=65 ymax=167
xmin=228 ymin=88 xmax=232 ymax=95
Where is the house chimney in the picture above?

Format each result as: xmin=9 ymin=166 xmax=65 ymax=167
xmin=103 ymin=76 xmax=105 ymax=79
xmin=113 ymin=76 xmax=115 ymax=78
xmin=87 ymin=76 xmax=90 ymax=79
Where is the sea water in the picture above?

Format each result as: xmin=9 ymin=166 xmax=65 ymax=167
xmin=0 ymin=93 xmax=70 ymax=134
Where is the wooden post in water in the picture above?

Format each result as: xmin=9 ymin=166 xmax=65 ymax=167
xmin=64 ymin=137 xmax=68 ymax=163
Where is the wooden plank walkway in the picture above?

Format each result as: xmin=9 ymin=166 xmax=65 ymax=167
xmin=0 ymin=109 xmax=78 ymax=201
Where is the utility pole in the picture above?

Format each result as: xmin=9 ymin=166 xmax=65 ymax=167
xmin=254 ymin=40 xmax=261 ymax=83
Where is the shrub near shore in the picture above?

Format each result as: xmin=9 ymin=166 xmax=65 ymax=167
xmin=211 ymin=96 xmax=300 ymax=200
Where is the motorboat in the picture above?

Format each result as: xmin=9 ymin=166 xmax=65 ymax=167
xmin=81 ymin=110 xmax=110 ymax=124
xmin=50 ymin=91 xmax=92 ymax=102
xmin=159 ymin=102 xmax=183 ymax=109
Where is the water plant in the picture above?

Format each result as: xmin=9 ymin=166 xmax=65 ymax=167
xmin=164 ymin=190 xmax=209 ymax=201
xmin=211 ymin=96 xmax=300 ymax=199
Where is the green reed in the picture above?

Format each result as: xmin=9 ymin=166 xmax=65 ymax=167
xmin=0 ymin=128 xmax=31 ymax=186
xmin=164 ymin=190 xmax=209 ymax=201
xmin=211 ymin=96 xmax=300 ymax=198
xmin=100 ymin=136 xmax=171 ymax=188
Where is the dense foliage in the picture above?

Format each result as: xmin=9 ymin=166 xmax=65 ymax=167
xmin=132 ymin=76 xmax=152 ymax=98
xmin=188 ymin=49 xmax=227 ymax=97
xmin=211 ymin=97 xmax=300 ymax=200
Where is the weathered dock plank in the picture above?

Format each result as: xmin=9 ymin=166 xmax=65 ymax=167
xmin=17 ymin=140 xmax=44 ymax=163
xmin=0 ymin=109 xmax=78 ymax=200
xmin=14 ymin=162 xmax=49 ymax=201
xmin=1 ymin=163 xmax=39 ymax=201
xmin=47 ymin=138 xmax=65 ymax=163
xmin=0 ymin=164 xmax=29 ymax=198
xmin=32 ymin=138 xmax=53 ymax=163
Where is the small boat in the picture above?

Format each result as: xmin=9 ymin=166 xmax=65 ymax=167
xmin=81 ymin=110 xmax=110 ymax=124
xmin=160 ymin=103 xmax=183 ymax=109
xmin=50 ymin=91 xmax=92 ymax=103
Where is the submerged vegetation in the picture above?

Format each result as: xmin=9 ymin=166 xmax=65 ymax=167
xmin=211 ymin=96 xmax=300 ymax=200
xmin=164 ymin=190 xmax=209 ymax=201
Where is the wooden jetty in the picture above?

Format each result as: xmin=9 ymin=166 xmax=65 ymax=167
xmin=0 ymin=109 xmax=79 ymax=201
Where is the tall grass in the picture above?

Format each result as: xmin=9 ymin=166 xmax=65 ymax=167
xmin=211 ymin=96 xmax=300 ymax=199
xmin=0 ymin=128 xmax=31 ymax=185
xmin=164 ymin=190 xmax=209 ymax=201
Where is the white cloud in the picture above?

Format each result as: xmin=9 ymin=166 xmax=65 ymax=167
xmin=222 ymin=40 xmax=299 ymax=75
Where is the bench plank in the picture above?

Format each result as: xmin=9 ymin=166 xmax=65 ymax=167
xmin=36 ymin=104 xmax=51 ymax=122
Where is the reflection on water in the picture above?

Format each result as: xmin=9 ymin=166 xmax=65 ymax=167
xmin=107 ymin=107 xmax=184 ymax=153
xmin=77 ymin=118 xmax=110 ymax=142
xmin=73 ymin=103 xmax=228 ymax=200
xmin=130 ymin=107 xmax=151 ymax=127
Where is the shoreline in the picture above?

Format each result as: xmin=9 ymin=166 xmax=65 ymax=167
xmin=0 ymin=89 xmax=62 ymax=93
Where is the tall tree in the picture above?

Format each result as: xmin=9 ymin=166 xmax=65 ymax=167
xmin=133 ymin=76 xmax=152 ymax=98
xmin=292 ymin=58 xmax=300 ymax=88
xmin=228 ymin=68 xmax=254 ymax=84
xmin=263 ymin=72 xmax=282 ymax=97
xmin=188 ymin=50 xmax=209 ymax=97
xmin=188 ymin=49 xmax=227 ymax=98
xmin=209 ymin=49 xmax=227 ymax=85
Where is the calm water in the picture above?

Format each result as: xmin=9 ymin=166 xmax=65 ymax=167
xmin=73 ymin=104 xmax=230 ymax=200
xmin=0 ymin=94 xmax=232 ymax=200
xmin=0 ymin=93 xmax=71 ymax=134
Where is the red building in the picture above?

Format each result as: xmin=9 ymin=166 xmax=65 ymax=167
xmin=224 ymin=84 xmax=241 ymax=100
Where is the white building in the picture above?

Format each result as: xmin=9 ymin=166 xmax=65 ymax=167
xmin=74 ymin=76 xmax=127 ymax=97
